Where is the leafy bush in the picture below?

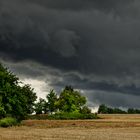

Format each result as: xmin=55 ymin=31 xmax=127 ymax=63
xmin=0 ymin=117 xmax=17 ymax=127
xmin=80 ymin=106 xmax=91 ymax=114
xmin=0 ymin=106 xmax=6 ymax=119
xmin=26 ymin=112 xmax=99 ymax=120
xmin=48 ymin=112 xmax=99 ymax=120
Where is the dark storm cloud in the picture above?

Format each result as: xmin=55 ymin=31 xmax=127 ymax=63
xmin=50 ymin=72 xmax=140 ymax=96
xmin=1 ymin=0 xmax=140 ymax=108
xmin=84 ymin=90 xmax=140 ymax=108
xmin=28 ymin=0 xmax=133 ymax=11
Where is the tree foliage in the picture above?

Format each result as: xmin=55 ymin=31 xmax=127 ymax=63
xmin=98 ymin=104 xmax=127 ymax=114
xmin=46 ymin=90 xmax=57 ymax=114
xmin=98 ymin=104 xmax=108 ymax=114
xmin=80 ymin=106 xmax=91 ymax=114
xmin=34 ymin=98 xmax=46 ymax=114
xmin=34 ymin=86 xmax=90 ymax=116
xmin=0 ymin=63 xmax=37 ymax=120
xmin=127 ymin=108 xmax=140 ymax=114
xmin=57 ymin=86 xmax=86 ymax=113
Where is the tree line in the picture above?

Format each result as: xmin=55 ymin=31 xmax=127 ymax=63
xmin=98 ymin=104 xmax=140 ymax=114
xmin=0 ymin=63 xmax=140 ymax=124
xmin=34 ymin=86 xmax=91 ymax=115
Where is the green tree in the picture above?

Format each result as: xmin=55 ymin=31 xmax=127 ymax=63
xmin=135 ymin=109 xmax=140 ymax=114
xmin=98 ymin=104 xmax=108 ymax=114
xmin=80 ymin=106 xmax=91 ymax=114
xmin=58 ymin=86 xmax=86 ymax=113
xmin=106 ymin=107 xmax=113 ymax=114
xmin=128 ymin=108 xmax=136 ymax=114
xmin=34 ymin=98 xmax=46 ymax=114
xmin=98 ymin=104 xmax=127 ymax=114
xmin=0 ymin=106 xmax=6 ymax=119
xmin=0 ymin=63 xmax=37 ymax=120
xmin=20 ymin=84 xmax=37 ymax=114
xmin=46 ymin=90 xmax=57 ymax=114
xmin=113 ymin=108 xmax=126 ymax=114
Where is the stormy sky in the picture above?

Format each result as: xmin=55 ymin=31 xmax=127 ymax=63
xmin=0 ymin=0 xmax=140 ymax=109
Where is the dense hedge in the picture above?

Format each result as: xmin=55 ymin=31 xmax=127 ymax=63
xmin=48 ymin=112 xmax=99 ymax=120
xmin=0 ymin=117 xmax=18 ymax=127
xmin=27 ymin=112 xmax=99 ymax=120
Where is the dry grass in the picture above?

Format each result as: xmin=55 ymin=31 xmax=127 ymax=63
xmin=0 ymin=114 xmax=140 ymax=140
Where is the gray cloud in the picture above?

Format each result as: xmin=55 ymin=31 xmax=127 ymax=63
xmin=83 ymin=90 xmax=140 ymax=108
xmin=28 ymin=0 xmax=134 ymax=12
xmin=50 ymin=29 xmax=80 ymax=57
xmin=0 ymin=0 xmax=140 ymax=108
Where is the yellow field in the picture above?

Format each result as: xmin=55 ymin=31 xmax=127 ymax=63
xmin=0 ymin=114 xmax=140 ymax=140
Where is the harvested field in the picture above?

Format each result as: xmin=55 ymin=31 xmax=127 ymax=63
xmin=0 ymin=114 xmax=140 ymax=140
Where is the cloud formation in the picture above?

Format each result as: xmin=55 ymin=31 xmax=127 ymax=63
xmin=1 ymin=0 xmax=140 ymax=108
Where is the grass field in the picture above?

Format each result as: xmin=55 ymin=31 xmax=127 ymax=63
xmin=0 ymin=114 xmax=140 ymax=140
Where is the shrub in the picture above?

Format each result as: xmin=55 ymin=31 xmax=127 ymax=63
xmin=48 ymin=112 xmax=99 ymax=120
xmin=80 ymin=106 xmax=91 ymax=114
xmin=0 ymin=117 xmax=17 ymax=127
xmin=0 ymin=107 xmax=6 ymax=119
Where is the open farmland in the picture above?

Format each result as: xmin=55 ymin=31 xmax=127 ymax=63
xmin=0 ymin=114 xmax=140 ymax=140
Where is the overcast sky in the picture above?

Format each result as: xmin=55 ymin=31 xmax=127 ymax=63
xmin=0 ymin=0 xmax=140 ymax=109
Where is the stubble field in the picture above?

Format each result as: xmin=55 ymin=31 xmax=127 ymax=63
xmin=0 ymin=114 xmax=140 ymax=140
